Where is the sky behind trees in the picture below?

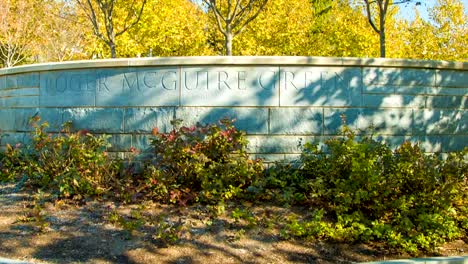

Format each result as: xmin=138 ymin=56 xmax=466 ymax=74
xmin=399 ymin=0 xmax=468 ymax=20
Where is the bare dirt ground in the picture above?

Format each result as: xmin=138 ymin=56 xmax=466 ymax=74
xmin=1 ymin=182 xmax=467 ymax=264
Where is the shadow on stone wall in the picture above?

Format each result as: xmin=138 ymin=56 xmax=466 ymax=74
xmin=0 ymin=59 xmax=466 ymax=159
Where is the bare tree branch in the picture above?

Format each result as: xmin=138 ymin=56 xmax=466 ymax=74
xmin=383 ymin=0 xmax=390 ymax=20
xmin=116 ymin=0 xmax=147 ymax=37
xmin=74 ymin=0 xmax=147 ymax=58
xmin=204 ymin=0 xmax=228 ymax=36
xmin=364 ymin=0 xmax=380 ymax=34
xmin=363 ymin=0 xmax=419 ymax=57
xmin=233 ymin=0 xmax=268 ymax=35
xmin=204 ymin=0 xmax=269 ymax=55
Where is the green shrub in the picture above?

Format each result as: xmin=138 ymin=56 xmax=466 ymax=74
xmin=293 ymin=126 xmax=468 ymax=252
xmin=254 ymin=163 xmax=308 ymax=205
xmin=141 ymin=118 xmax=264 ymax=204
xmin=25 ymin=117 xmax=122 ymax=198
xmin=302 ymin=127 xmax=395 ymax=216
xmin=2 ymin=115 xmax=466 ymax=254
xmin=0 ymin=143 xmax=26 ymax=182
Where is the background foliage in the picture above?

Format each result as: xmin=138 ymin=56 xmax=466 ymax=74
xmin=0 ymin=0 xmax=466 ymax=67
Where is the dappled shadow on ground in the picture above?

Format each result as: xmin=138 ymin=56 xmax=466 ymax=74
xmin=0 ymin=208 xmax=395 ymax=263
xmin=1 ymin=184 xmax=466 ymax=264
xmin=275 ymin=242 xmax=389 ymax=263
xmin=30 ymin=231 xmax=138 ymax=263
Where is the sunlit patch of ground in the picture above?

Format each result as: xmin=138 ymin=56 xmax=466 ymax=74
xmin=1 ymin=183 xmax=466 ymax=264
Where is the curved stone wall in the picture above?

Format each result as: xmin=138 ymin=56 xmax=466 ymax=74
xmin=0 ymin=57 xmax=467 ymax=161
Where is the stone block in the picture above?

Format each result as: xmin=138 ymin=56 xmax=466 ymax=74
xmin=311 ymin=135 xmax=338 ymax=151
xmin=0 ymin=76 xmax=5 ymax=90
xmin=246 ymin=135 xmax=314 ymax=154
xmin=441 ymin=135 xmax=468 ymax=152
xmin=22 ymin=133 xmax=34 ymax=146
xmin=324 ymin=108 xmax=362 ymax=135
xmin=107 ymin=134 xmax=132 ymax=152
xmin=250 ymin=154 xmax=287 ymax=163
xmin=363 ymin=85 xmax=394 ymax=94
xmin=280 ymin=67 xmax=362 ymax=107
xmin=413 ymin=109 xmax=467 ymax=135
xmin=0 ymin=109 xmax=16 ymax=131
xmin=395 ymin=86 xmax=427 ymax=95
xmin=0 ymin=96 xmax=39 ymax=108
xmin=0 ymin=88 xmax=39 ymax=97
xmin=251 ymin=153 xmax=303 ymax=165
xmin=371 ymin=135 xmax=416 ymax=149
xmin=125 ymin=107 xmax=175 ymax=133
xmin=132 ymin=134 xmax=153 ymax=153
xmin=325 ymin=108 xmax=412 ymax=135
xmin=96 ymin=68 xmax=179 ymax=107
xmin=40 ymin=70 xmax=96 ymax=107
xmin=270 ymin=108 xmax=323 ymax=135
xmin=5 ymin=73 xmax=39 ymax=88
xmin=181 ymin=66 xmax=280 ymax=106
xmin=37 ymin=108 xmax=64 ymax=132
xmin=418 ymin=135 xmax=468 ymax=152
xmin=454 ymin=111 xmax=468 ymax=135
xmin=175 ymin=107 xmax=268 ymax=134
xmin=63 ymin=108 xmax=124 ymax=133
xmin=427 ymin=87 xmax=466 ymax=96
xmin=283 ymin=154 xmax=303 ymax=163
xmin=13 ymin=108 xmax=63 ymax=132
xmin=436 ymin=69 xmax=468 ymax=87
xmin=0 ymin=132 xmax=25 ymax=146
xmin=362 ymin=94 xmax=426 ymax=108
xmin=418 ymin=136 xmax=443 ymax=152
xmin=359 ymin=109 xmax=413 ymax=135
xmin=426 ymin=96 xmax=467 ymax=109
xmin=363 ymin=68 xmax=435 ymax=86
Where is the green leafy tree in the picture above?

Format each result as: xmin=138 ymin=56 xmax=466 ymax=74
xmin=0 ymin=0 xmax=42 ymax=67
xmin=395 ymin=0 xmax=467 ymax=61
xmin=117 ymin=0 xmax=215 ymax=57
xmin=202 ymin=0 xmax=269 ymax=55
xmin=310 ymin=0 xmax=379 ymax=57
xmin=75 ymin=0 xmax=147 ymax=58
xmin=227 ymin=0 xmax=318 ymax=55
xmin=428 ymin=0 xmax=467 ymax=60
xmin=37 ymin=0 xmax=92 ymax=62
xmin=363 ymin=0 xmax=420 ymax=57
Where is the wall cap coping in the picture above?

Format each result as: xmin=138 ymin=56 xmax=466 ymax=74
xmin=1 ymin=56 xmax=467 ymax=76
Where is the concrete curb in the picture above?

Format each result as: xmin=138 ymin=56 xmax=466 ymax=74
xmin=0 ymin=257 xmax=33 ymax=264
xmin=360 ymin=256 xmax=468 ymax=264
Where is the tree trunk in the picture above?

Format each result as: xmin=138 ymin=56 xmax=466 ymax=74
xmin=110 ymin=42 xmax=117 ymax=58
xmin=225 ymin=31 xmax=233 ymax=56
xmin=379 ymin=13 xmax=386 ymax=58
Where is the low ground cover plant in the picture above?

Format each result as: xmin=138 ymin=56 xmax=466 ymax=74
xmin=0 ymin=117 xmax=466 ymax=254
